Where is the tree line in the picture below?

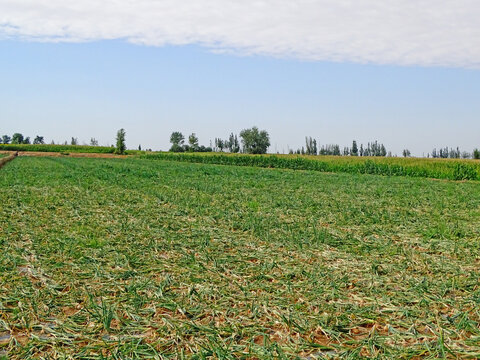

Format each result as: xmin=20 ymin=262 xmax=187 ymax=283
xmin=0 ymin=133 xmax=102 ymax=147
xmin=169 ymin=126 xmax=270 ymax=154
xmin=0 ymin=133 xmax=45 ymax=145
xmin=2 ymin=129 xmax=479 ymax=159
xmin=290 ymin=137 xmax=480 ymax=159
xmin=292 ymin=138 xmax=389 ymax=157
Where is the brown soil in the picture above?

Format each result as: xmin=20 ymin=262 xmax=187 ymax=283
xmin=0 ymin=153 xmax=17 ymax=169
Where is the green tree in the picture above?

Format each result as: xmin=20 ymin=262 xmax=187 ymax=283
xmin=1 ymin=135 xmax=11 ymax=144
xmin=90 ymin=138 xmax=99 ymax=146
xmin=214 ymin=138 xmax=226 ymax=152
xmin=169 ymin=131 xmax=185 ymax=152
xmin=474 ymin=149 xmax=480 ymax=159
xmin=239 ymin=126 xmax=270 ymax=154
xmin=33 ymin=136 xmax=44 ymax=144
xmin=23 ymin=137 xmax=31 ymax=144
xmin=11 ymin=133 xmax=24 ymax=144
xmin=227 ymin=133 xmax=240 ymax=153
xmin=305 ymin=137 xmax=317 ymax=155
xmin=170 ymin=132 xmax=184 ymax=145
xmin=402 ymin=149 xmax=411 ymax=157
xmin=351 ymin=141 xmax=358 ymax=156
xmin=115 ymin=129 xmax=126 ymax=155
xmin=188 ymin=133 xmax=199 ymax=151
xmin=71 ymin=137 xmax=78 ymax=145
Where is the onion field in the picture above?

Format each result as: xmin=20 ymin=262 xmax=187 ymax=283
xmin=1 ymin=156 xmax=480 ymax=359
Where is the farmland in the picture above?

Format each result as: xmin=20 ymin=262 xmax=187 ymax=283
xmin=2 ymin=146 xmax=480 ymax=181
xmin=143 ymin=152 xmax=480 ymax=181
xmin=0 ymin=144 xmax=142 ymax=155
xmin=1 ymin=156 xmax=480 ymax=358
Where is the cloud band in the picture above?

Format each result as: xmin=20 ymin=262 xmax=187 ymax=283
xmin=1 ymin=0 xmax=479 ymax=67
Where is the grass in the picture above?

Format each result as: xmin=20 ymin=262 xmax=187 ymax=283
xmin=143 ymin=152 xmax=480 ymax=181
xmin=2 ymin=146 xmax=479 ymax=180
xmin=0 ymin=144 xmax=143 ymax=155
xmin=1 ymin=157 xmax=480 ymax=359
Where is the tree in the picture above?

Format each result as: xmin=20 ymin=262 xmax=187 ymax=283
xmin=380 ymin=144 xmax=387 ymax=157
xmin=11 ymin=133 xmax=24 ymax=144
xmin=71 ymin=137 xmax=78 ymax=145
xmin=351 ymin=141 xmax=358 ymax=156
xmin=33 ymin=136 xmax=45 ymax=144
xmin=402 ymin=149 xmax=411 ymax=157
xmin=169 ymin=132 xmax=185 ymax=152
xmin=90 ymin=138 xmax=99 ymax=146
xmin=474 ymin=149 xmax=480 ymax=160
xmin=188 ymin=133 xmax=199 ymax=151
xmin=305 ymin=137 xmax=317 ymax=155
xmin=23 ymin=137 xmax=31 ymax=144
xmin=1 ymin=135 xmax=11 ymax=144
xmin=214 ymin=138 xmax=225 ymax=152
xmin=227 ymin=133 xmax=240 ymax=153
xmin=115 ymin=129 xmax=126 ymax=155
xmin=170 ymin=132 xmax=184 ymax=146
xmin=239 ymin=126 xmax=270 ymax=154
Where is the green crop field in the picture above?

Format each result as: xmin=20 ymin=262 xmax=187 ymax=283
xmin=1 ymin=157 xmax=480 ymax=359
xmin=143 ymin=152 xmax=480 ymax=181
xmin=0 ymin=144 xmax=143 ymax=155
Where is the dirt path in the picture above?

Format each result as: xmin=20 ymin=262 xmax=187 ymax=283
xmin=0 ymin=152 xmax=18 ymax=169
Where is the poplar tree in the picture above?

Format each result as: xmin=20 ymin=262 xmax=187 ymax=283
xmin=115 ymin=129 xmax=126 ymax=155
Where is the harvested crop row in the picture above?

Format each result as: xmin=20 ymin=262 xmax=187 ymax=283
xmin=0 ymin=153 xmax=17 ymax=169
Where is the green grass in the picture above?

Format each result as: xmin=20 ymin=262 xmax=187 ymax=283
xmin=143 ymin=152 xmax=480 ymax=181
xmin=0 ymin=144 xmax=143 ymax=155
xmin=1 ymin=157 xmax=480 ymax=359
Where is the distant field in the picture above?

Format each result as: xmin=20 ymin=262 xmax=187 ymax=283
xmin=0 ymin=144 xmax=141 ymax=155
xmin=1 ymin=145 xmax=479 ymax=180
xmin=1 ymin=157 xmax=479 ymax=358
xmin=144 ymin=152 xmax=480 ymax=181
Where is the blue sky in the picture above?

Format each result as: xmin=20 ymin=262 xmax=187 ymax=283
xmin=1 ymin=0 xmax=479 ymax=155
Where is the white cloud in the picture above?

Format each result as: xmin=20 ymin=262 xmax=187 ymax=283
xmin=1 ymin=0 xmax=479 ymax=67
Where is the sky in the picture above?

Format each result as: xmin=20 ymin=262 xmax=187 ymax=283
xmin=1 ymin=0 xmax=480 ymax=155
